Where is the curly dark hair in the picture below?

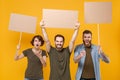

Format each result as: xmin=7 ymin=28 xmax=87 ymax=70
xmin=31 ymin=35 xmax=44 ymax=46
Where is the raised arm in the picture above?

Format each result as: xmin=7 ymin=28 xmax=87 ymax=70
xmin=40 ymin=20 xmax=51 ymax=52
xmin=14 ymin=44 xmax=25 ymax=61
xmin=69 ymin=22 xmax=80 ymax=53
xmin=98 ymin=46 xmax=110 ymax=63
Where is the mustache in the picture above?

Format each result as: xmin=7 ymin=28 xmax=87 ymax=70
xmin=56 ymin=44 xmax=62 ymax=46
xmin=83 ymin=40 xmax=91 ymax=42
xmin=83 ymin=40 xmax=91 ymax=44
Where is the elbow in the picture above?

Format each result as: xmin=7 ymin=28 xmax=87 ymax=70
xmin=105 ymin=60 xmax=110 ymax=64
xmin=103 ymin=58 xmax=110 ymax=63
xmin=43 ymin=63 xmax=46 ymax=67
xmin=106 ymin=61 xmax=110 ymax=63
xmin=14 ymin=57 xmax=19 ymax=61
xmin=73 ymin=58 xmax=78 ymax=63
xmin=42 ymin=60 xmax=46 ymax=67
xmin=105 ymin=59 xmax=110 ymax=63
xmin=74 ymin=61 xmax=78 ymax=63
xmin=14 ymin=58 xmax=19 ymax=61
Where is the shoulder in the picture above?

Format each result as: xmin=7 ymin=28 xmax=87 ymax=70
xmin=74 ymin=44 xmax=84 ymax=52
xmin=91 ymin=44 xmax=98 ymax=48
xmin=49 ymin=46 xmax=56 ymax=51
xmin=91 ymin=44 xmax=98 ymax=52
xmin=75 ymin=44 xmax=83 ymax=49
xmin=23 ymin=48 xmax=32 ymax=52
xmin=41 ymin=49 xmax=47 ymax=56
xmin=22 ymin=48 xmax=32 ymax=56
xmin=64 ymin=47 xmax=70 ymax=52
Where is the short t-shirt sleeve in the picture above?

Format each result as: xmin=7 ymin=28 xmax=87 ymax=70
xmin=22 ymin=49 xmax=30 ymax=57
xmin=66 ymin=46 xmax=71 ymax=56
xmin=42 ymin=50 xmax=47 ymax=57
xmin=66 ymin=46 xmax=70 ymax=53
xmin=48 ymin=46 xmax=54 ymax=55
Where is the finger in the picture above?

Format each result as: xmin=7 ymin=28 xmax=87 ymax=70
xmin=76 ymin=21 xmax=80 ymax=27
xmin=40 ymin=20 xmax=44 ymax=26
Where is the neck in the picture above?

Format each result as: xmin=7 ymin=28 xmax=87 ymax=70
xmin=33 ymin=47 xmax=40 ymax=51
xmin=56 ymin=48 xmax=63 ymax=51
xmin=32 ymin=47 xmax=41 ymax=54
xmin=84 ymin=44 xmax=91 ymax=48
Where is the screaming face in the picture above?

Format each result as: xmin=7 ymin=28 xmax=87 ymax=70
xmin=33 ymin=38 xmax=41 ymax=49
xmin=83 ymin=33 xmax=92 ymax=47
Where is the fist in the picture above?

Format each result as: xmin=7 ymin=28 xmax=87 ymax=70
xmin=40 ymin=20 xmax=45 ymax=27
xmin=17 ymin=44 xmax=20 ymax=50
xmin=75 ymin=21 xmax=80 ymax=30
xmin=80 ymin=50 xmax=86 ymax=57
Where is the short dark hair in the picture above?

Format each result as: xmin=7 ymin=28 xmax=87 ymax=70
xmin=31 ymin=35 xmax=44 ymax=46
xmin=83 ymin=30 xmax=92 ymax=35
xmin=54 ymin=34 xmax=65 ymax=42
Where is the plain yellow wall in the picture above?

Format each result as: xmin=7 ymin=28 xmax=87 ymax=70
xmin=0 ymin=0 xmax=120 ymax=80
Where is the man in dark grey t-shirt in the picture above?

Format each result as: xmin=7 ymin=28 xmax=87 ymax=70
xmin=40 ymin=20 xmax=80 ymax=80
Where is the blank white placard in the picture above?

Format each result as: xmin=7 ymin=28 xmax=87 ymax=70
xmin=43 ymin=9 xmax=78 ymax=28
xmin=84 ymin=2 xmax=112 ymax=24
xmin=9 ymin=13 xmax=37 ymax=33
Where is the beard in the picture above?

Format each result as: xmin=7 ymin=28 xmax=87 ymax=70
xmin=83 ymin=40 xmax=91 ymax=47
xmin=55 ymin=44 xmax=63 ymax=51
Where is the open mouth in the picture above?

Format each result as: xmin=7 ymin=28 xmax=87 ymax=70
xmin=85 ymin=41 xmax=89 ymax=43
xmin=36 ymin=44 xmax=39 ymax=46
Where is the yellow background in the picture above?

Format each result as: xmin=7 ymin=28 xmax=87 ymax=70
xmin=0 ymin=0 xmax=120 ymax=80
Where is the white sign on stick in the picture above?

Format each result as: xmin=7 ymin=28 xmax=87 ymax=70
xmin=43 ymin=9 xmax=78 ymax=28
xmin=9 ymin=13 xmax=37 ymax=33
xmin=84 ymin=2 xmax=112 ymax=24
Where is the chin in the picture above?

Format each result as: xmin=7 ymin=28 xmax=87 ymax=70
xmin=84 ymin=43 xmax=89 ymax=46
xmin=57 ymin=47 xmax=61 ymax=49
xmin=35 ymin=46 xmax=39 ymax=49
xmin=56 ymin=47 xmax=62 ymax=50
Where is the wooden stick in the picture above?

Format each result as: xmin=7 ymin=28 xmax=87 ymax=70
xmin=97 ymin=24 xmax=100 ymax=45
xmin=18 ymin=32 xmax=22 ymax=45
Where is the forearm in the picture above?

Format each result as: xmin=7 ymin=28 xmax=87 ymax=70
xmin=39 ymin=56 xmax=46 ymax=67
xmin=74 ymin=54 xmax=82 ymax=63
xmin=69 ymin=29 xmax=79 ymax=52
xmin=70 ymin=28 xmax=79 ymax=43
xmin=41 ymin=27 xmax=51 ymax=52
xmin=41 ymin=27 xmax=49 ymax=42
xmin=14 ymin=50 xmax=19 ymax=61
xmin=100 ymin=52 xmax=110 ymax=63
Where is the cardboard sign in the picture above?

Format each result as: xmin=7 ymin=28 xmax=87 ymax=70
xmin=84 ymin=2 xmax=112 ymax=24
xmin=9 ymin=13 xmax=37 ymax=33
xmin=43 ymin=9 xmax=78 ymax=28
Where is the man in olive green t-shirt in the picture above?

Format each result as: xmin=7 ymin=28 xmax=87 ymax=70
xmin=40 ymin=20 xmax=80 ymax=80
